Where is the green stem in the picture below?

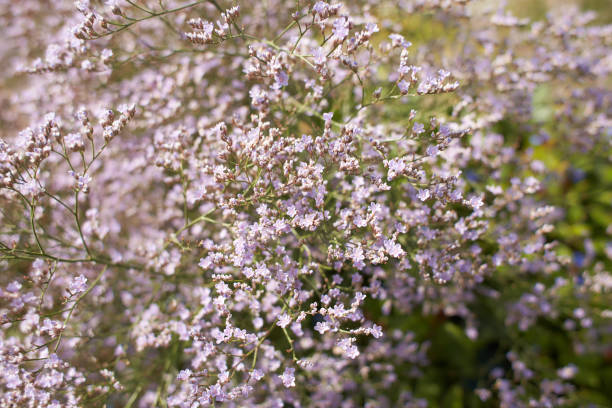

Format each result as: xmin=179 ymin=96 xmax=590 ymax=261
xmin=54 ymin=265 xmax=108 ymax=352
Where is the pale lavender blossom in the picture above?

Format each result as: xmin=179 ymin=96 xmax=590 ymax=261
xmin=69 ymin=275 xmax=88 ymax=294
xmin=276 ymin=313 xmax=291 ymax=328
xmin=280 ymin=367 xmax=295 ymax=387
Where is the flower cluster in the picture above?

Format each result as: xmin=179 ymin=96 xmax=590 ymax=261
xmin=0 ymin=1 xmax=611 ymax=407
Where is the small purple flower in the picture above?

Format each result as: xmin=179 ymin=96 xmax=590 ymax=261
xmin=69 ymin=274 xmax=88 ymax=294
xmin=276 ymin=313 xmax=291 ymax=328
xmin=417 ymin=189 xmax=431 ymax=201
xmin=280 ymin=367 xmax=296 ymax=387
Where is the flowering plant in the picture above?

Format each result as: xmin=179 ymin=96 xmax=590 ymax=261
xmin=1 ymin=0 xmax=611 ymax=406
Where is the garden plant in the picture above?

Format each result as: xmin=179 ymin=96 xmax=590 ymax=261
xmin=0 ymin=0 xmax=611 ymax=406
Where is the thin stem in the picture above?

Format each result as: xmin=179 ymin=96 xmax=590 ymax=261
xmin=54 ymin=265 xmax=108 ymax=352
xmin=92 ymin=0 xmax=209 ymax=39
xmin=74 ymin=191 xmax=92 ymax=256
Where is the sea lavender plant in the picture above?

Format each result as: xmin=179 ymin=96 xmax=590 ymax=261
xmin=0 ymin=0 xmax=610 ymax=407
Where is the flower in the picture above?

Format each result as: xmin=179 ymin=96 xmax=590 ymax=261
xmin=386 ymin=157 xmax=406 ymax=180
xmin=412 ymin=122 xmax=425 ymax=134
xmin=65 ymin=133 xmax=84 ymax=151
xmin=276 ymin=313 xmax=291 ymax=328
xmin=69 ymin=275 xmax=88 ymax=294
xmin=337 ymin=337 xmax=359 ymax=359
xmin=417 ymin=189 xmax=431 ymax=201
xmin=314 ymin=320 xmax=330 ymax=334
xmin=280 ymin=367 xmax=295 ymax=387
xmin=332 ymin=17 xmax=350 ymax=42
xmin=389 ymin=33 xmax=412 ymax=48
xmin=177 ymin=369 xmax=192 ymax=381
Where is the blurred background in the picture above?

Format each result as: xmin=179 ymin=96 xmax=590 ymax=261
xmin=375 ymin=0 xmax=612 ymax=406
